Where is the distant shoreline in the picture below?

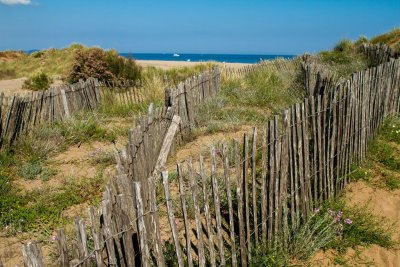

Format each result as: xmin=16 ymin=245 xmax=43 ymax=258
xmin=122 ymin=53 xmax=295 ymax=64
xmin=136 ymin=60 xmax=252 ymax=70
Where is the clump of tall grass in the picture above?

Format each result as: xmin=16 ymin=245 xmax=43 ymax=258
xmin=250 ymin=198 xmax=394 ymax=266
xmin=325 ymin=199 xmax=394 ymax=253
xmin=22 ymin=72 xmax=53 ymax=91
xmin=349 ymin=116 xmax=400 ymax=191
xmin=250 ymin=212 xmax=335 ymax=266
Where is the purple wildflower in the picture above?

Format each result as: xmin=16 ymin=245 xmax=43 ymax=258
xmin=344 ymin=218 xmax=352 ymax=225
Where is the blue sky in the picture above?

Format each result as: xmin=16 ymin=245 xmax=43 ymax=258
xmin=0 ymin=0 xmax=399 ymax=54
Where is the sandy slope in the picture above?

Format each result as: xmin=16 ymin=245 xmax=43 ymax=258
xmin=0 ymin=78 xmax=31 ymax=97
xmin=0 ymin=78 xmax=64 ymax=97
xmin=312 ymin=181 xmax=400 ymax=266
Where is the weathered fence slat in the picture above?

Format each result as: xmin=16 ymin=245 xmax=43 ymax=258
xmin=235 ymin=139 xmax=247 ymax=266
xmin=200 ymin=154 xmax=217 ymax=267
xmin=211 ymin=146 xmax=226 ymax=265
xmin=22 ymin=242 xmax=44 ymax=267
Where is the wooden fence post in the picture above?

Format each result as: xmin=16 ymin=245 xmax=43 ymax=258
xmin=235 ymin=139 xmax=247 ymax=266
xmin=200 ymin=155 xmax=217 ymax=267
xmin=88 ymin=207 xmax=104 ymax=267
xmin=60 ymin=88 xmax=70 ymax=119
xmin=22 ymin=242 xmax=44 ymax=267
xmin=56 ymin=229 xmax=69 ymax=267
xmin=211 ymin=146 xmax=226 ymax=266
xmin=222 ymin=143 xmax=238 ymax=267
xmin=162 ymin=171 xmax=185 ymax=267
xmin=188 ymin=158 xmax=206 ymax=267
xmin=177 ymin=164 xmax=193 ymax=267
xmin=133 ymin=182 xmax=151 ymax=267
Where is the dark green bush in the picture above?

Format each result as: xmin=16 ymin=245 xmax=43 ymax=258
xmin=105 ymin=50 xmax=142 ymax=81
xmin=22 ymin=72 xmax=53 ymax=91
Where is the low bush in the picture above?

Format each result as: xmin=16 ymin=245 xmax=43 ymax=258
xmin=22 ymin=72 xmax=53 ymax=91
xmin=68 ymin=48 xmax=142 ymax=83
xmin=68 ymin=48 xmax=115 ymax=83
xmin=105 ymin=50 xmax=142 ymax=81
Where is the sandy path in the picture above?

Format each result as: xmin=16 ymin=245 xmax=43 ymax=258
xmin=0 ymin=78 xmax=65 ymax=98
xmin=0 ymin=78 xmax=31 ymax=97
xmin=137 ymin=60 xmax=251 ymax=70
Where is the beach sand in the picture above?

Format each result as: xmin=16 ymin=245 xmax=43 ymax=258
xmin=136 ymin=60 xmax=251 ymax=70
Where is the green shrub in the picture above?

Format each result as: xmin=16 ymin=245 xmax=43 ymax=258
xmin=105 ymin=50 xmax=142 ymax=81
xmin=22 ymin=72 xmax=53 ymax=91
xmin=19 ymin=160 xmax=42 ymax=180
xmin=68 ymin=48 xmax=115 ymax=83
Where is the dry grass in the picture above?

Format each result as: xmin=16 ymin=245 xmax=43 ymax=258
xmin=0 ymin=45 xmax=86 ymax=80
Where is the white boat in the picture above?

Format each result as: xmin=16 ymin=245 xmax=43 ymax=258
xmin=173 ymin=53 xmax=180 ymax=57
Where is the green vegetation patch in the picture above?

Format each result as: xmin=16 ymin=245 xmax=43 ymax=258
xmin=319 ymin=38 xmax=370 ymax=77
xmin=22 ymin=72 xmax=53 ymax=91
xmin=325 ymin=199 xmax=394 ymax=253
xmin=248 ymin=198 xmax=394 ymax=267
xmin=0 ymin=172 xmax=105 ymax=233
xmin=350 ymin=117 xmax=400 ymax=190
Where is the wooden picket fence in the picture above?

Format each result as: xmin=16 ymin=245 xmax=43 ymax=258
xmin=0 ymin=78 xmax=143 ymax=150
xmin=360 ymin=43 xmax=398 ymax=66
xmin=16 ymin=54 xmax=400 ymax=267
xmin=15 ymin=67 xmax=222 ymax=266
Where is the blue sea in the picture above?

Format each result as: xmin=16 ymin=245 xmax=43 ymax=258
xmin=120 ymin=53 xmax=296 ymax=64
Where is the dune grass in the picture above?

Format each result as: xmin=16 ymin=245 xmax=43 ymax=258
xmin=370 ymin=28 xmax=400 ymax=51
xmin=195 ymin=63 xmax=305 ymax=134
xmin=0 ymin=45 xmax=84 ymax=80
xmin=350 ymin=116 xmax=400 ymax=190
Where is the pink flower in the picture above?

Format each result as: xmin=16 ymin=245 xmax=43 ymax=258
xmin=51 ymin=235 xmax=57 ymax=242
xmin=344 ymin=218 xmax=352 ymax=225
